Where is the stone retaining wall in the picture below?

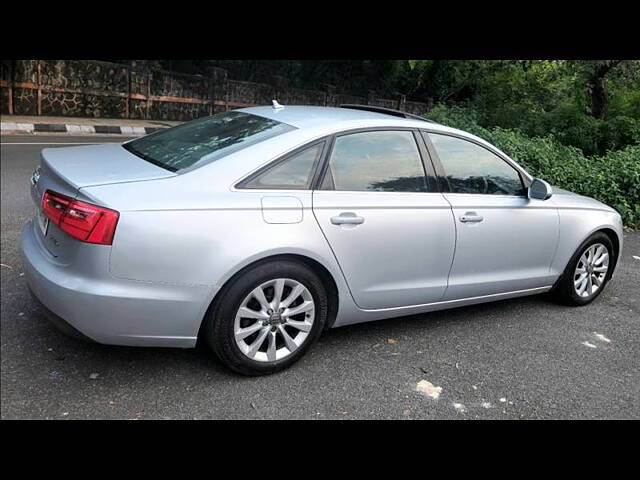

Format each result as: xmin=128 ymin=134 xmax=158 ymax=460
xmin=0 ymin=60 xmax=432 ymax=121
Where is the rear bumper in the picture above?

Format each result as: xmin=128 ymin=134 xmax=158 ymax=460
xmin=28 ymin=286 xmax=96 ymax=343
xmin=20 ymin=219 xmax=215 ymax=348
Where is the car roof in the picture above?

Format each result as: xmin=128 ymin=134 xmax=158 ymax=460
xmin=238 ymin=105 xmax=446 ymax=132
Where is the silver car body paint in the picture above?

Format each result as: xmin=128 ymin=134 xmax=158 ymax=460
xmin=20 ymin=106 xmax=624 ymax=347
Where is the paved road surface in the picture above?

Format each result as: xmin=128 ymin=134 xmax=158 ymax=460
xmin=1 ymin=135 xmax=639 ymax=419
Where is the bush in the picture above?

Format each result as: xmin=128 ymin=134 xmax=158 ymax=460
xmin=427 ymin=105 xmax=640 ymax=228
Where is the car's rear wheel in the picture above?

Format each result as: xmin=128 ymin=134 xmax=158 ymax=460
xmin=202 ymin=260 xmax=328 ymax=376
xmin=554 ymin=232 xmax=614 ymax=306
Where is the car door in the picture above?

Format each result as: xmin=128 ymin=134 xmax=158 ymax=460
xmin=312 ymin=129 xmax=456 ymax=310
xmin=424 ymin=131 xmax=559 ymax=300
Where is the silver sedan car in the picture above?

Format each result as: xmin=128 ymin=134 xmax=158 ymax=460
xmin=21 ymin=104 xmax=623 ymax=375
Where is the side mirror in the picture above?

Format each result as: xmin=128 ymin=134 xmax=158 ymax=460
xmin=528 ymin=178 xmax=553 ymax=200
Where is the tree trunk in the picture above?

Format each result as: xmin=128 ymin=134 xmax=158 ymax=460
xmin=588 ymin=61 xmax=621 ymax=119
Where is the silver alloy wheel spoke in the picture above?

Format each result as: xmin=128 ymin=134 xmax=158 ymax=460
xmin=593 ymin=245 xmax=603 ymax=261
xmin=594 ymin=252 xmax=608 ymax=266
xmin=234 ymin=278 xmax=315 ymax=363
xmin=286 ymin=319 xmax=313 ymax=332
xmin=247 ymin=327 xmax=270 ymax=358
xmin=279 ymin=325 xmax=298 ymax=352
xmin=252 ymin=287 xmax=271 ymax=312
xmin=235 ymin=322 xmax=263 ymax=341
xmin=237 ymin=306 xmax=268 ymax=320
xmin=578 ymin=277 xmax=588 ymax=295
xmin=266 ymin=331 xmax=277 ymax=361
xmin=285 ymin=300 xmax=314 ymax=317
xmin=271 ymin=278 xmax=285 ymax=311
xmin=281 ymin=284 xmax=304 ymax=309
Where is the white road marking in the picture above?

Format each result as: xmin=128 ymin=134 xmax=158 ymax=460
xmin=593 ymin=332 xmax=611 ymax=343
xmin=416 ymin=380 xmax=442 ymax=399
xmin=582 ymin=341 xmax=597 ymax=349
xmin=452 ymin=402 xmax=467 ymax=413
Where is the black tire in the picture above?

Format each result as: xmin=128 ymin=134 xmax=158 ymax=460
xmin=554 ymin=232 xmax=614 ymax=306
xmin=202 ymin=260 xmax=328 ymax=376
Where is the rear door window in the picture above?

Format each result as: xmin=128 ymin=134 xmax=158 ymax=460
xmin=321 ymin=130 xmax=431 ymax=192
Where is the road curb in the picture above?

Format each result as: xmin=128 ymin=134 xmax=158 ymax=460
xmin=1 ymin=122 xmax=168 ymax=136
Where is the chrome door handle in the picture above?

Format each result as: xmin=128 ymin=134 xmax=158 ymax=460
xmin=460 ymin=213 xmax=483 ymax=223
xmin=331 ymin=212 xmax=365 ymax=225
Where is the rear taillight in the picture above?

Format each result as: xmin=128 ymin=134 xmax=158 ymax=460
xmin=42 ymin=190 xmax=119 ymax=245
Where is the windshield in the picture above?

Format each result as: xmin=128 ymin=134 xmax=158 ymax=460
xmin=123 ymin=111 xmax=295 ymax=172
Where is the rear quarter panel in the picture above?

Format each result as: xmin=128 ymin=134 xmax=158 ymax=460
xmin=81 ymin=180 xmax=353 ymax=325
xmin=106 ymin=191 xmax=341 ymax=288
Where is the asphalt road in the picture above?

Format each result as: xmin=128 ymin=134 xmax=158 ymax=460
xmin=1 ymin=135 xmax=639 ymax=420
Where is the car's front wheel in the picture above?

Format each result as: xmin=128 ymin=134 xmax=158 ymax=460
xmin=202 ymin=260 xmax=328 ymax=376
xmin=555 ymin=232 xmax=614 ymax=306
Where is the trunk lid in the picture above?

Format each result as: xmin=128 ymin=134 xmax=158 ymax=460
xmin=30 ymin=143 xmax=174 ymax=259
xmin=40 ymin=143 xmax=174 ymax=191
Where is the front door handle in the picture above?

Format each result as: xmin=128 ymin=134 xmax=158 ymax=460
xmin=460 ymin=212 xmax=484 ymax=223
xmin=331 ymin=212 xmax=365 ymax=225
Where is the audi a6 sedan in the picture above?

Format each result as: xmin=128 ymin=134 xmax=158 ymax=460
xmin=21 ymin=104 xmax=623 ymax=375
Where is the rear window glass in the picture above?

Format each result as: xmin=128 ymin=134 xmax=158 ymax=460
xmin=123 ymin=111 xmax=295 ymax=172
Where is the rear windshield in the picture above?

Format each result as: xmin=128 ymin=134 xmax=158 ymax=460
xmin=123 ymin=111 xmax=295 ymax=172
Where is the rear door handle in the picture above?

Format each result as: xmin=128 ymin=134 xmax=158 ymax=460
xmin=331 ymin=212 xmax=365 ymax=225
xmin=460 ymin=212 xmax=483 ymax=223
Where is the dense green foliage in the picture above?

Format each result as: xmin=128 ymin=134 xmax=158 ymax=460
xmin=403 ymin=60 xmax=640 ymax=157
xmin=427 ymin=105 xmax=640 ymax=227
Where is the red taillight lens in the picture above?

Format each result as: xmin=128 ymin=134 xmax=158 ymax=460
xmin=42 ymin=190 xmax=119 ymax=245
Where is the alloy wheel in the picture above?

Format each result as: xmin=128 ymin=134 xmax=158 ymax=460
xmin=233 ymin=278 xmax=315 ymax=362
xmin=573 ymin=243 xmax=609 ymax=298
